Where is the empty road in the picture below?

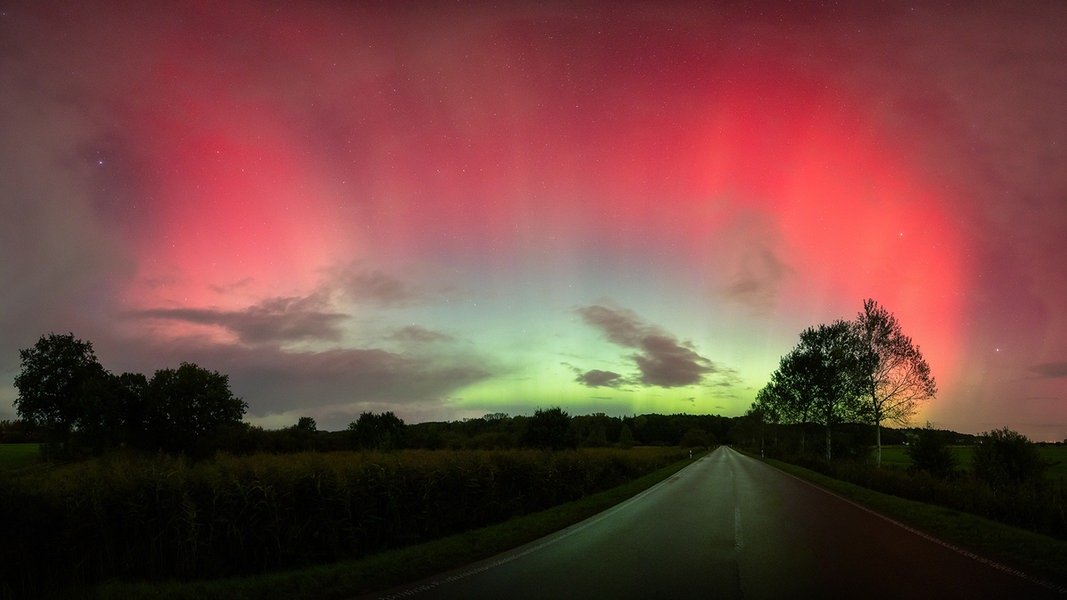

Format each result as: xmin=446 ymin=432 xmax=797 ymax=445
xmin=365 ymin=447 xmax=1064 ymax=599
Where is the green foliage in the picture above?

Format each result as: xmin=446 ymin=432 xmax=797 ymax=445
xmin=0 ymin=447 xmax=685 ymax=596
xmin=972 ymin=427 xmax=1047 ymax=490
xmin=906 ymin=424 xmax=958 ymax=477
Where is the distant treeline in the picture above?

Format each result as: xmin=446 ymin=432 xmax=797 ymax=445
xmin=4 ymin=410 xmax=994 ymax=456
xmin=0 ymin=410 xmax=737 ymax=453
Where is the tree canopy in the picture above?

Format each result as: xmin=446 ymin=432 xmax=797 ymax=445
xmin=14 ymin=332 xmax=108 ymax=450
xmin=144 ymin=362 xmax=248 ymax=454
xmin=752 ymin=299 xmax=936 ymax=462
xmin=13 ymin=333 xmax=246 ymax=457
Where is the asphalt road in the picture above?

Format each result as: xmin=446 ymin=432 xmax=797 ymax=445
xmin=364 ymin=446 xmax=1065 ymax=599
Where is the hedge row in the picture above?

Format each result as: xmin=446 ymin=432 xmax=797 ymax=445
xmin=0 ymin=447 xmax=685 ymax=597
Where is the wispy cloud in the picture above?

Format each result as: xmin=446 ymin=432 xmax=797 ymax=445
xmin=577 ymin=304 xmax=716 ymax=388
xmin=336 ymin=266 xmax=422 ymax=307
xmin=388 ymin=325 xmax=454 ymax=343
xmin=1030 ymin=362 xmax=1067 ymax=378
xmin=136 ymin=292 xmax=347 ymax=345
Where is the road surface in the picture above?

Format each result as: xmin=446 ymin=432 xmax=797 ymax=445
xmin=363 ymin=446 xmax=1065 ymax=599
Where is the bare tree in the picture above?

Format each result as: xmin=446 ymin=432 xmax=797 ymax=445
xmin=855 ymin=299 xmax=937 ymax=467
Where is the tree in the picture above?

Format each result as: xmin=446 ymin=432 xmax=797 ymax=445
xmin=144 ymin=362 xmax=247 ymax=455
xmin=756 ymin=321 xmax=865 ymax=460
xmin=855 ymin=299 xmax=937 ymax=467
xmin=113 ymin=372 xmax=149 ymax=446
xmin=521 ymin=407 xmax=577 ymax=450
xmin=747 ymin=389 xmax=782 ymax=456
xmin=14 ymin=332 xmax=109 ymax=454
xmin=795 ymin=321 xmax=866 ymax=460
xmin=348 ymin=411 xmax=405 ymax=450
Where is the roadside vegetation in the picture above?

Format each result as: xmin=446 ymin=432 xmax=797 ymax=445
xmin=0 ymin=446 xmax=687 ymax=598
xmin=7 ymin=326 xmax=1067 ymax=596
xmin=2 ymin=332 xmax=722 ymax=599
xmin=740 ymin=299 xmax=1067 ymax=579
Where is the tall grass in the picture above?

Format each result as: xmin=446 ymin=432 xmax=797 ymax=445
xmin=785 ymin=447 xmax=1067 ymax=544
xmin=0 ymin=447 xmax=684 ymax=598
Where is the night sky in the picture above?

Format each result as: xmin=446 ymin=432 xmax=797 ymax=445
xmin=3 ymin=2 xmax=1066 ymax=439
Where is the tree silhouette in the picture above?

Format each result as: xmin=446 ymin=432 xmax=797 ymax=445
xmin=14 ymin=332 xmax=108 ymax=454
xmin=522 ymin=407 xmax=577 ymax=450
xmin=790 ymin=321 xmax=866 ymax=460
xmin=348 ymin=411 xmax=406 ymax=450
xmin=144 ymin=362 xmax=247 ymax=455
xmin=855 ymin=299 xmax=937 ymax=467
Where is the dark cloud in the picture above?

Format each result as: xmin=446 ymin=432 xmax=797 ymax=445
xmin=1030 ymin=362 xmax=1067 ymax=379
xmin=576 ymin=369 xmax=624 ymax=388
xmin=576 ymin=305 xmax=647 ymax=347
xmin=136 ymin=293 xmax=347 ymax=345
xmin=632 ymin=334 xmax=714 ymax=387
xmin=577 ymin=305 xmax=715 ymax=388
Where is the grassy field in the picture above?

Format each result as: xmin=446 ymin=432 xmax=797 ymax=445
xmin=878 ymin=444 xmax=1067 ymax=478
xmin=0 ymin=443 xmax=40 ymax=472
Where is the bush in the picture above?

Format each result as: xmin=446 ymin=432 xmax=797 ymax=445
xmin=907 ymin=424 xmax=957 ymax=477
xmin=972 ymin=427 xmax=1046 ymax=491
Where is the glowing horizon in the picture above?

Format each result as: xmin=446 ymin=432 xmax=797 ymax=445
xmin=2 ymin=2 xmax=1066 ymax=440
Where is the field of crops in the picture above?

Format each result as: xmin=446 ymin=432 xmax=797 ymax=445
xmin=0 ymin=446 xmax=686 ymax=597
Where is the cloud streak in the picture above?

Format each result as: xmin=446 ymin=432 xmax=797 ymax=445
xmin=136 ymin=293 xmax=347 ymax=346
xmin=577 ymin=305 xmax=716 ymax=388
xmin=1030 ymin=362 xmax=1067 ymax=379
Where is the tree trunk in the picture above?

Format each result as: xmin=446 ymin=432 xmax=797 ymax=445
xmin=876 ymin=421 xmax=882 ymax=467
xmin=825 ymin=424 xmax=832 ymax=461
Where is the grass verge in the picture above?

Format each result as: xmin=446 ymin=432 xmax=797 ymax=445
xmin=761 ymin=456 xmax=1067 ymax=586
xmin=82 ymin=453 xmax=701 ymax=600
